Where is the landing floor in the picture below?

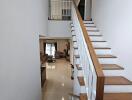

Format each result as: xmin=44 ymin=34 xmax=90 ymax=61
xmin=42 ymin=59 xmax=73 ymax=100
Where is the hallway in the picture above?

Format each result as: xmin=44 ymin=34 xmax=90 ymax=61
xmin=42 ymin=59 xmax=73 ymax=100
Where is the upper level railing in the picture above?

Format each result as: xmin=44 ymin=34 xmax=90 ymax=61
xmin=49 ymin=0 xmax=72 ymax=20
xmin=72 ymin=0 xmax=105 ymax=100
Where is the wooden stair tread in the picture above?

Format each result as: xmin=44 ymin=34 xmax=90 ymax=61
xmin=92 ymin=40 xmax=107 ymax=42
xmin=80 ymin=93 xmax=88 ymax=100
xmin=85 ymin=26 xmax=96 ymax=28
xmin=89 ymin=35 xmax=102 ymax=36
xmin=105 ymin=76 xmax=132 ymax=85
xmin=104 ymin=93 xmax=132 ymax=100
xmin=84 ymin=22 xmax=94 ymax=24
xmin=77 ymin=77 xmax=85 ymax=86
xmin=76 ymin=64 xmax=82 ymax=70
xmin=83 ymin=20 xmax=92 ymax=21
xmin=102 ymin=64 xmax=124 ymax=70
xmin=87 ymin=30 xmax=99 ymax=32
xmin=94 ymin=47 xmax=111 ymax=49
xmin=97 ymin=55 xmax=117 ymax=58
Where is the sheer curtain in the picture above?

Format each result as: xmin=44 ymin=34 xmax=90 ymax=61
xmin=46 ymin=43 xmax=55 ymax=57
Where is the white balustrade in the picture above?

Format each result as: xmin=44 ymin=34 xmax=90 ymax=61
xmin=71 ymin=1 xmax=104 ymax=100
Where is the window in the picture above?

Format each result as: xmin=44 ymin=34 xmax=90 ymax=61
xmin=49 ymin=0 xmax=72 ymax=20
xmin=46 ymin=43 xmax=55 ymax=57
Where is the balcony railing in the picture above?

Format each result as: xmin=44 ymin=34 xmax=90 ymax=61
xmin=49 ymin=0 xmax=72 ymax=20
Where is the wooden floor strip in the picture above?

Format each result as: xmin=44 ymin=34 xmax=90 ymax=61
xmin=89 ymin=34 xmax=102 ymax=36
xmin=97 ymin=55 xmax=117 ymax=58
xmin=85 ymin=25 xmax=96 ymax=27
xmin=104 ymin=93 xmax=132 ymax=100
xmin=91 ymin=40 xmax=107 ymax=42
xmin=94 ymin=47 xmax=111 ymax=49
xmin=102 ymin=64 xmax=124 ymax=70
xmin=84 ymin=22 xmax=94 ymax=24
xmin=87 ymin=30 xmax=100 ymax=32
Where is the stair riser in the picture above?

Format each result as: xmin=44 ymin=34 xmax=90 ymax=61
xmin=86 ymin=27 xmax=98 ymax=31
xmin=95 ymin=49 xmax=112 ymax=55
xmin=72 ymin=36 xmax=77 ymax=42
xmin=92 ymin=42 xmax=108 ymax=47
xmin=75 ymin=58 xmax=80 ymax=65
xmin=88 ymin=32 xmax=101 ymax=35
xmin=71 ymin=33 xmax=76 ymax=37
xmin=84 ymin=24 xmax=96 ymax=27
xmin=73 ymin=41 xmax=77 ymax=45
xmin=73 ymin=77 xmax=81 ymax=95
xmin=74 ymin=67 xmax=78 ymax=77
xmin=99 ymin=58 xmax=118 ymax=64
xmin=83 ymin=21 xmax=93 ymax=23
xmin=103 ymin=70 xmax=124 ymax=76
xmin=74 ymin=49 xmax=79 ymax=55
xmin=70 ymin=24 xmax=74 ymax=28
xmin=71 ymin=31 xmax=76 ymax=36
xmin=90 ymin=36 xmax=104 ymax=41
xmin=73 ymin=77 xmax=86 ymax=94
xmin=73 ymin=42 xmax=78 ymax=48
xmin=104 ymin=85 xmax=132 ymax=93
xmin=77 ymin=70 xmax=83 ymax=76
xmin=71 ymin=27 xmax=75 ymax=31
xmin=80 ymin=86 xmax=87 ymax=93
xmin=74 ymin=69 xmax=83 ymax=79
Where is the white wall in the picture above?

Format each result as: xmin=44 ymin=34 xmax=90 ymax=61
xmin=0 ymin=0 xmax=48 ymax=100
xmin=41 ymin=0 xmax=48 ymax=35
xmin=40 ymin=39 xmax=45 ymax=54
xmin=48 ymin=20 xmax=72 ymax=38
xmin=92 ymin=0 xmax=132 ymax=80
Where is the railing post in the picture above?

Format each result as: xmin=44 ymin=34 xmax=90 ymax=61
xmin=96 ymin=76 xmax=105 ymax=100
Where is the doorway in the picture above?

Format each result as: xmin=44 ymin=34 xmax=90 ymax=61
xmin=78 ymin=0 xmax=85 ymax=19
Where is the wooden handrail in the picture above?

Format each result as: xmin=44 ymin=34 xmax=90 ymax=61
xmin=72 ymin=0 xmax=105 ymax=100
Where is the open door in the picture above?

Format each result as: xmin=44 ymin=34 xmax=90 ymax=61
xmin=78 ymin=0 xmax=85 ymax=19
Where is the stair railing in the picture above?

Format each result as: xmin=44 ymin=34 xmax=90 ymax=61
xmin=72 ymin=0 xmax=105 ymax=100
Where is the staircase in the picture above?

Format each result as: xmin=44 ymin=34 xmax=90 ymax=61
xmin=70 ymin=1 xmax=132 ymax=100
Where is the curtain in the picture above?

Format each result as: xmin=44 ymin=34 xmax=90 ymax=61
xmin=54 ymin=42 xmax=57 ymax=51
xmin=43 ymin=43 xmax=46 ymax=55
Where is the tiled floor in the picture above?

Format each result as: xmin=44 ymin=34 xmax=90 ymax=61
xmin=42 ymin=59 xmax=73 ymax=100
